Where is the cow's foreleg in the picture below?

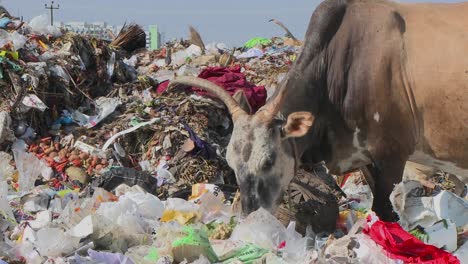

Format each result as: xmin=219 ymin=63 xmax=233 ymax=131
xmin=369 ymin=158 xmax=405 ymax=221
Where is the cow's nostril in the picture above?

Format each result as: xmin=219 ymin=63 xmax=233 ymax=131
xmin=257 ymin=179 xmax=271 ymax=202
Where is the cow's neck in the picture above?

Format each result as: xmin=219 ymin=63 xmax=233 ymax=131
xmin=276 ymin=51 xmax=354 ymax=172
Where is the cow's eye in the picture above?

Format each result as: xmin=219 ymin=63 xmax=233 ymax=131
xmin=261 ymin=157 xmax=274 ymax=171
xmin=262 ymin=159 xmax=273 ymax=171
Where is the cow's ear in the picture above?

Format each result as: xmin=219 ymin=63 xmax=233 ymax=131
xmin=282 ymin=112 xmax=314 ymax=138
xmin=233 ymin=90 xmax=253 ymax=114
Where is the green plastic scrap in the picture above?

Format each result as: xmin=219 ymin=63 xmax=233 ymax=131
xmin=409 ymin=226 xmax=429 ymax=242
xmin=172 ymin=226 xmax=219 ymax=263
xmin=220 ymin=243 xmax=269 ymax=264
xmin=243 ymin=37 xmax=272 ymax=49
xmin=143 ymin=247 xmax=159 ymax=261
xmin=0 ymin=56 xmax=22 ymax=72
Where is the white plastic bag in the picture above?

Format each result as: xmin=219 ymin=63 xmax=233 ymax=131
xmin=21 ymin=94 xmax=48 ymax=112
xmin=0 ymin=181 xmax=15 ymax=224
xmin=185 ymin=44 xmax=203 ymax=57
xmin=72 ymin=97 xmax=122 ymax=128
xmin=391 ymin=181 xmax=468 ymax=229
xmin=0 ymin=152 xmax=15 ymax=180
xmin=35 ymin=228 xmax=80 ymax=257
xmin=12 ymin=140 xmax=53 ymax=192
xmin=9 ymin=31 xmax=27 ymax=50
xmin=0 ymin=30 xmax=26 ymax=50
xmin=29 ymin=15 xmax=62 ymax=37
xmin=124 ymin=55 xmax=138 ymax=67
xmin=230 ymin=208 xmax=286 ymax=250
xmin=121 ymin=192 xmax=164 ymax=220
xmin=0 ymin=111 xmax=15 ymax=144
xmin=171 ymin=50 xmax=189 ymax=67
xmin=177 ymin=65 xmax=201 ymax=77
xmin=236 ymin=48 xmax=264 ymax=59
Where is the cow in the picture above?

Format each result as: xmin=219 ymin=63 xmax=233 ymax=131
xmin=169 ymin=0 xmax=468 ymax=221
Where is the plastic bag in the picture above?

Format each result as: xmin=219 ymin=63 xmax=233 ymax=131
xmin=49 ymin=65 xmax=71 ymax=83
xmin=121 ymin=192 xmax=164 ymax=220
xmin=354 ymin=234 xmax=396 ymax=263
xmin=9 ymin=31 xmax=27 ymax=50
xmin=205 ymin=42 xmax=229 ymax=55
xmin=68 ymin=215 xmax=93 ymax=238
xmin=21 ymin=94 xmax=48 ymax=112
xmin=0 ymin=111 xmax=15 ymax=145
xmin=12 ymin=140 xmax=53 ymax=192
xmin=243 ymin=37 xmax=271 ymax=49
xmin=236 ymin=48 xmax=264 ymax=59
xmin=391 ymin=181 xmax=468 ymax=230
xmin=0 ymin=181 xmax=15 ymax=227
xmin=454 ymin=240 xmax=468 ymax=263
xmin=185 ymin=44 xmax=203 ymax=57
xmin=0 ymin=30 xmax=25 ymax=51
xmin=172 ymin=226 xmax=218 ymax=263
xmin=107 ymin=52 xmax=116 ymax=78
xmin=10 ymin=242 xmax=44 ymax=264
xmin=29 ymin=15 xmax=62 ymax=37
xmin=125 ymin=246 xmax=160 ymax=264
xmin=35 ymin=228 xmax=80 ymax=257
xmin=218 ymin=243 xmax=268 ymax=264
xmin=177 ymin=64 xmax=201 ymax=77
xmin=198 ymin=192 xmax=231 ymax=224
xmin=0 ymin=151 xmax=15 ymax=180
xmin=171 ymin=50 xmax=189 ymax=66
xmin=88 ymin=249 xmax=135 ymax=264
xmin=230 ymin=208 xmax=286 ymax=250
xmin=28 ymin=210 xmax=52 ymax=230
xmin=279 ymin=222 xmax=309 ymax=263
xmin=123 ymin=55 xmax=138 ymax=67
xmin=72 ymin=97 xmax=122 ymax=128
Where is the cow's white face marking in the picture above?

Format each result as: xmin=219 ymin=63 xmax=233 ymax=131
xmin=225 ymin=117 xmax=296 ymax=215
xmin=337 ymin=128 xmax=371 ymax=173
xmin=374 ymin=112 xmax=380 ymax=123
xmin=408 ymin=151 xmax=468 ymax=182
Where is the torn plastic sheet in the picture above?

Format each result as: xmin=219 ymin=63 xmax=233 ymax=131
xmin=107 ymin=52 xmax=116 ymax=78
xmin=102 ymin=118 xmax=160 ymax=151
xmin=21 ymin=94 xmax=48 ymax=112
xmin=390 ymin=181 xmax=468 ymax=230
xmin=72 ymin=97 xmax=122 ymax=128
xmin=12 ymin=140 xmax=53 ymax=192
xmin=0 ymin=111 xmax=15 ymax=144
xmin=0 ymin=181 xmax=15 ymax=226
xmin=0 ymin=151 xmax=15 ymax=180
xmin=49 ymin=65 xmax=71 ymax=83
xmin=88 ymin=249 xmax=135 ymax=264
xmin=236 ymin=48 xmax=264 ymax=59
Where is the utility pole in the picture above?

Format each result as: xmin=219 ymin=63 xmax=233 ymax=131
xmin=44 ymin=1 xmax=60 ymax=26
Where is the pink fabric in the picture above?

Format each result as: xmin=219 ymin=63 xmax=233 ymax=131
xmin=157 ymin=66 xmax=267 ymax=113
xmin=363 ymin=220 xmax=460 ymax=264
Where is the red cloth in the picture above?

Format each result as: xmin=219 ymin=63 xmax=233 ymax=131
xmin=363 ymin=220 xmax=460 ymax=264
xmin=156 ymin=66 xmax=267 ymax=113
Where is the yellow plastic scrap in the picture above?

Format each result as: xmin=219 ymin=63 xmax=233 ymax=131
xmin=161 ymin=210 xmax=200 ymax=225
xmin=38 ymin=40 xmax=49 ymax=51
xmin=0 ymin=50 xmax=19 ymax=61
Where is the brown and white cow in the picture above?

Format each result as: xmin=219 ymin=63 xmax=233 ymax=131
xmin=170 ymin=0 xmax=468 ymax=221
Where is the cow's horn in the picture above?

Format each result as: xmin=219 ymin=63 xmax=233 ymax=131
xmin=254 ymin=82 xmax=287 ymax=122
xmin=168 ymin=76 xmax=247 ymax=120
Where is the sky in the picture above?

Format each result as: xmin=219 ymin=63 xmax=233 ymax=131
xmin=2 ymin=0 xmax=461 ymax=46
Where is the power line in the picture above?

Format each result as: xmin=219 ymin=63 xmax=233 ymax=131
xmin=44 ymin=1 xmax=60 ymax=26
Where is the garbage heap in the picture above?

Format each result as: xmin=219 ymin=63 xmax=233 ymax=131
xmin=0 ymin=11 xmax=467 ymax=264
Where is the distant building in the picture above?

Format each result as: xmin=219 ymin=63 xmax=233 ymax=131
xmin=146 ymin=25 xmax=161 ymax=50
xmin=60 ymin=21 xmax=163 ymax=49
xmin=60 ymin=21 xmax=118 ymax=41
